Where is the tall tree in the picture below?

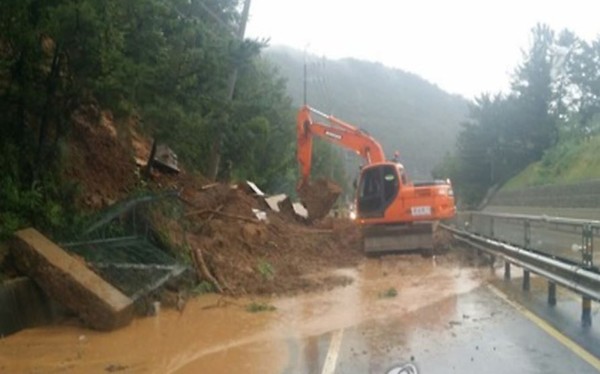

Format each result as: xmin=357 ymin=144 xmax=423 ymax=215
xmin=512 ymin=23 xmax=558 ymax=159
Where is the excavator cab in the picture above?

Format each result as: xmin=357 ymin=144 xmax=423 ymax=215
xmin=357 ymin=163 xmax=401 ymax=219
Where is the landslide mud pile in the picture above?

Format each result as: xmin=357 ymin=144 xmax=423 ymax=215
xmin=298 ymin=178 xmax=343 ymax=221
xmin=159 ymin=181 xmax=361 ymax=296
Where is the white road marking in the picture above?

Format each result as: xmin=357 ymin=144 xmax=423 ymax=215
xmin=321 ymin=328 xmax=344 ymax=374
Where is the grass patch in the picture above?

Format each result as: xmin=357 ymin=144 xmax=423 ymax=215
xmin=503 ymin=135 xmax=600 ymax=190
xmin=246 ymin=302 xmax=276 ymax=313
xmin=378 ymin=287 xmax=398 ymax=298
xmin=257 ymin=259 xmax=275 ymax=280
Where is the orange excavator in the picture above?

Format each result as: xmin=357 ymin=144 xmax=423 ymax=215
xmin=297 ymin=105 xmax=456 ymax=253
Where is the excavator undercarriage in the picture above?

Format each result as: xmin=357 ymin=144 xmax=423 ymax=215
xmin=361 ymin=222 xmax=434 ymax=254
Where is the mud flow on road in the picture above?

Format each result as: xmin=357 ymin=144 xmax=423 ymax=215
xmin=0 ymin=248 xmax=489 ymax=373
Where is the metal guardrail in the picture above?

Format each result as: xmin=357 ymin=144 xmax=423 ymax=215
xmin=455 ymin=211 xmax=597 ymax=269
xmin=442 ymin=211 xmax=600 ymax=326
xmin=441 ymin=224 xmax=600 ymax=300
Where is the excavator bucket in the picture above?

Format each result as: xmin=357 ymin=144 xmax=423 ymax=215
xmin=362 ymin=222 xmax=434 ymax=254
xmin=298 ymin=178 xmax=342 ymax=221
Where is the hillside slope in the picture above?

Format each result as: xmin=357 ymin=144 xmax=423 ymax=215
xmin=265 ymin=46 xmax=469 ymax=179
xmin=503 ymin=135 xmax=600 ymax=190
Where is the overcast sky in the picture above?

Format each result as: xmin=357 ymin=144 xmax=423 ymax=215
xmin=245 ymin=0 xmax=599 ymax=99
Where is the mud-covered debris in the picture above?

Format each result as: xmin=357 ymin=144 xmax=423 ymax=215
xmin=105 ymin=364 xmax=128 ymax=372
xmin=277 ymin=196 xmax=294 ymax=215
xmin=152 ymin=144 xmax=180 ymax=173
xmin=251 ymin=209 xmax=268 ymax=222
xmin=298 ymin=178 xmax=342 ymax=221
xmin=264 ymin=194 xmax=287 ymax=212
xmin=241 ymin=181 xmax=265 ymax=196
xmin=292 ymin=202 xmax=308 ymax=218
xmin=155 ymin=179 xmax=362 ymax=296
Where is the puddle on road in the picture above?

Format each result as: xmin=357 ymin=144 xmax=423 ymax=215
xmin=0 ymin=252 xmax=492 ymax=373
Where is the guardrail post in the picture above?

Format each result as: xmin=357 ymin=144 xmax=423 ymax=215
xmin=524 ymin=220 xmax=531 ymax=249
xmin=582 ymin=224 xmax=593 ymax=268
xmin=523 ymin=270 xmax=530 ymax=291
xmin=489 ymin=217 xmax=494 ymax=238
xmin=504 ymin=262 xmax=511 ymax=280
xmin=548 ymin=282 xmax=556 ymax=306
xmin=582 ymin=297 xmax=592 ymax=327
xmin=489 ymin=255 xmax=496 ymax=270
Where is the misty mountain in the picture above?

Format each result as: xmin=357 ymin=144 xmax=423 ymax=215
xmin=265 ymin=45 xmax=470 ymax=179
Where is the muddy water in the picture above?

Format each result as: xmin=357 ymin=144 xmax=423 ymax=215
xmin=0 ymin=254 xmax=490 ymax=373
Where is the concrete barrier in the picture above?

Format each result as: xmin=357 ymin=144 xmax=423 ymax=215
xmin=10 ymin=228 xmax=134 ymax=331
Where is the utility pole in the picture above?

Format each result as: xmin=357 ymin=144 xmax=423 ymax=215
xmin=303 ymin=47 xmax=308 ymax=105
xmin=208 ymin=0 xmax=252 ymax=181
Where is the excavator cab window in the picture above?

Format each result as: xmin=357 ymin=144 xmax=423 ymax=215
xmin=383 ymin=167 xmax=399 ymax=202
xmin=358 ymin=165 xmax=399 ymax=218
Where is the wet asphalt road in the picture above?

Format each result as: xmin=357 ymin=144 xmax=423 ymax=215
xmin=1 ymin=253 xmax=599 ymax=374
xmin=287 ymin=275 xmax=600 ymax=374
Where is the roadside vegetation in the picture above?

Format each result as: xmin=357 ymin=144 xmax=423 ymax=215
xmin=0 ymin=0 xmax=339 ymax=240
xmin=435 ymin=25 xmax=600 ymax=206
xmin=246 ymin=302 xmax=276 ymax=313
xmin=378 ymin=287 xmax=398 ymax=299
xmin=504 ymin=134 xmax=600 ymax=189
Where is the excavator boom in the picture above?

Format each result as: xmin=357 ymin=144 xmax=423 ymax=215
xmin=297 ymin=105 xmax=385 ymax=189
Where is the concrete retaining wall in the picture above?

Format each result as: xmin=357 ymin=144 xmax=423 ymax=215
xmin=0 ymin=277 xmax=64 ymax=337
xmin=488 ymin=179 xmax=600 ymax=209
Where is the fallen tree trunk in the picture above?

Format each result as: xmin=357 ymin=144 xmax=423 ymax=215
xmin=192 ymin=247 xmax=224 ymax=293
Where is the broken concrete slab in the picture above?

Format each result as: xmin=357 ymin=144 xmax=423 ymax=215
xmin=10 ymin=228 xmax=134 ymax=331
xmin=264 ymin=194 xmax=308 ymax=221
xmin=292 ymin=203 xmax=309 ymax=219
xmin=264 ymin=194 xmax=288 ymax=212
xmin=153 ymin=144 xmax=180 ymax=173
xmin=242 ymin=181 xmax=265 ymax=196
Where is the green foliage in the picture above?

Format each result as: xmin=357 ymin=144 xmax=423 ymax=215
xmin=0 ymin=175 xmax=86 ymax=240
xmin=192 ymin=281 xmax=216 ymax=295
xmin=0 ymin=0 xmax=299 ymax=238
xmin=246 ymin=302 xmax=276 ymax=313
xmin=436 ymin=24 xmax=600 ymax=206
xmin=256 ymin=259 xmax=275 ymax=280
xmin=504 ymin=134 xmax=600 ymax=189
xmin=378 ymin=287 xmax=398 ymax=298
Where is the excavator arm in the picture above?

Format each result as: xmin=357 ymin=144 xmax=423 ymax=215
xmin=296 ymin=105 xmax=386 ymax=189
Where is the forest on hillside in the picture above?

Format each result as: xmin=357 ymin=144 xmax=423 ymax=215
xmin=0 ymin=0 xmax=304 ymax=237
xmin=266 ymin=46 xmax=469 ymax=180
xmin=434 ymin=25 xmax=600 ymax=207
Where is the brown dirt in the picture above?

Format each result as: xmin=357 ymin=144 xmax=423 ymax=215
xmin=298 ymin=178 xmax=342 ymax=221
xmin=63 ymin=108 xmax=137 ymax=210
xmin=157 ymin=182 xmax=362 ymax=296
xmin=56 ymin=106 xmax=360 ymax=297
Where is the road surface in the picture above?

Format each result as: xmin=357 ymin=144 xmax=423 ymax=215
xmin=0 ymin=250 xmax=599 ymax=373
